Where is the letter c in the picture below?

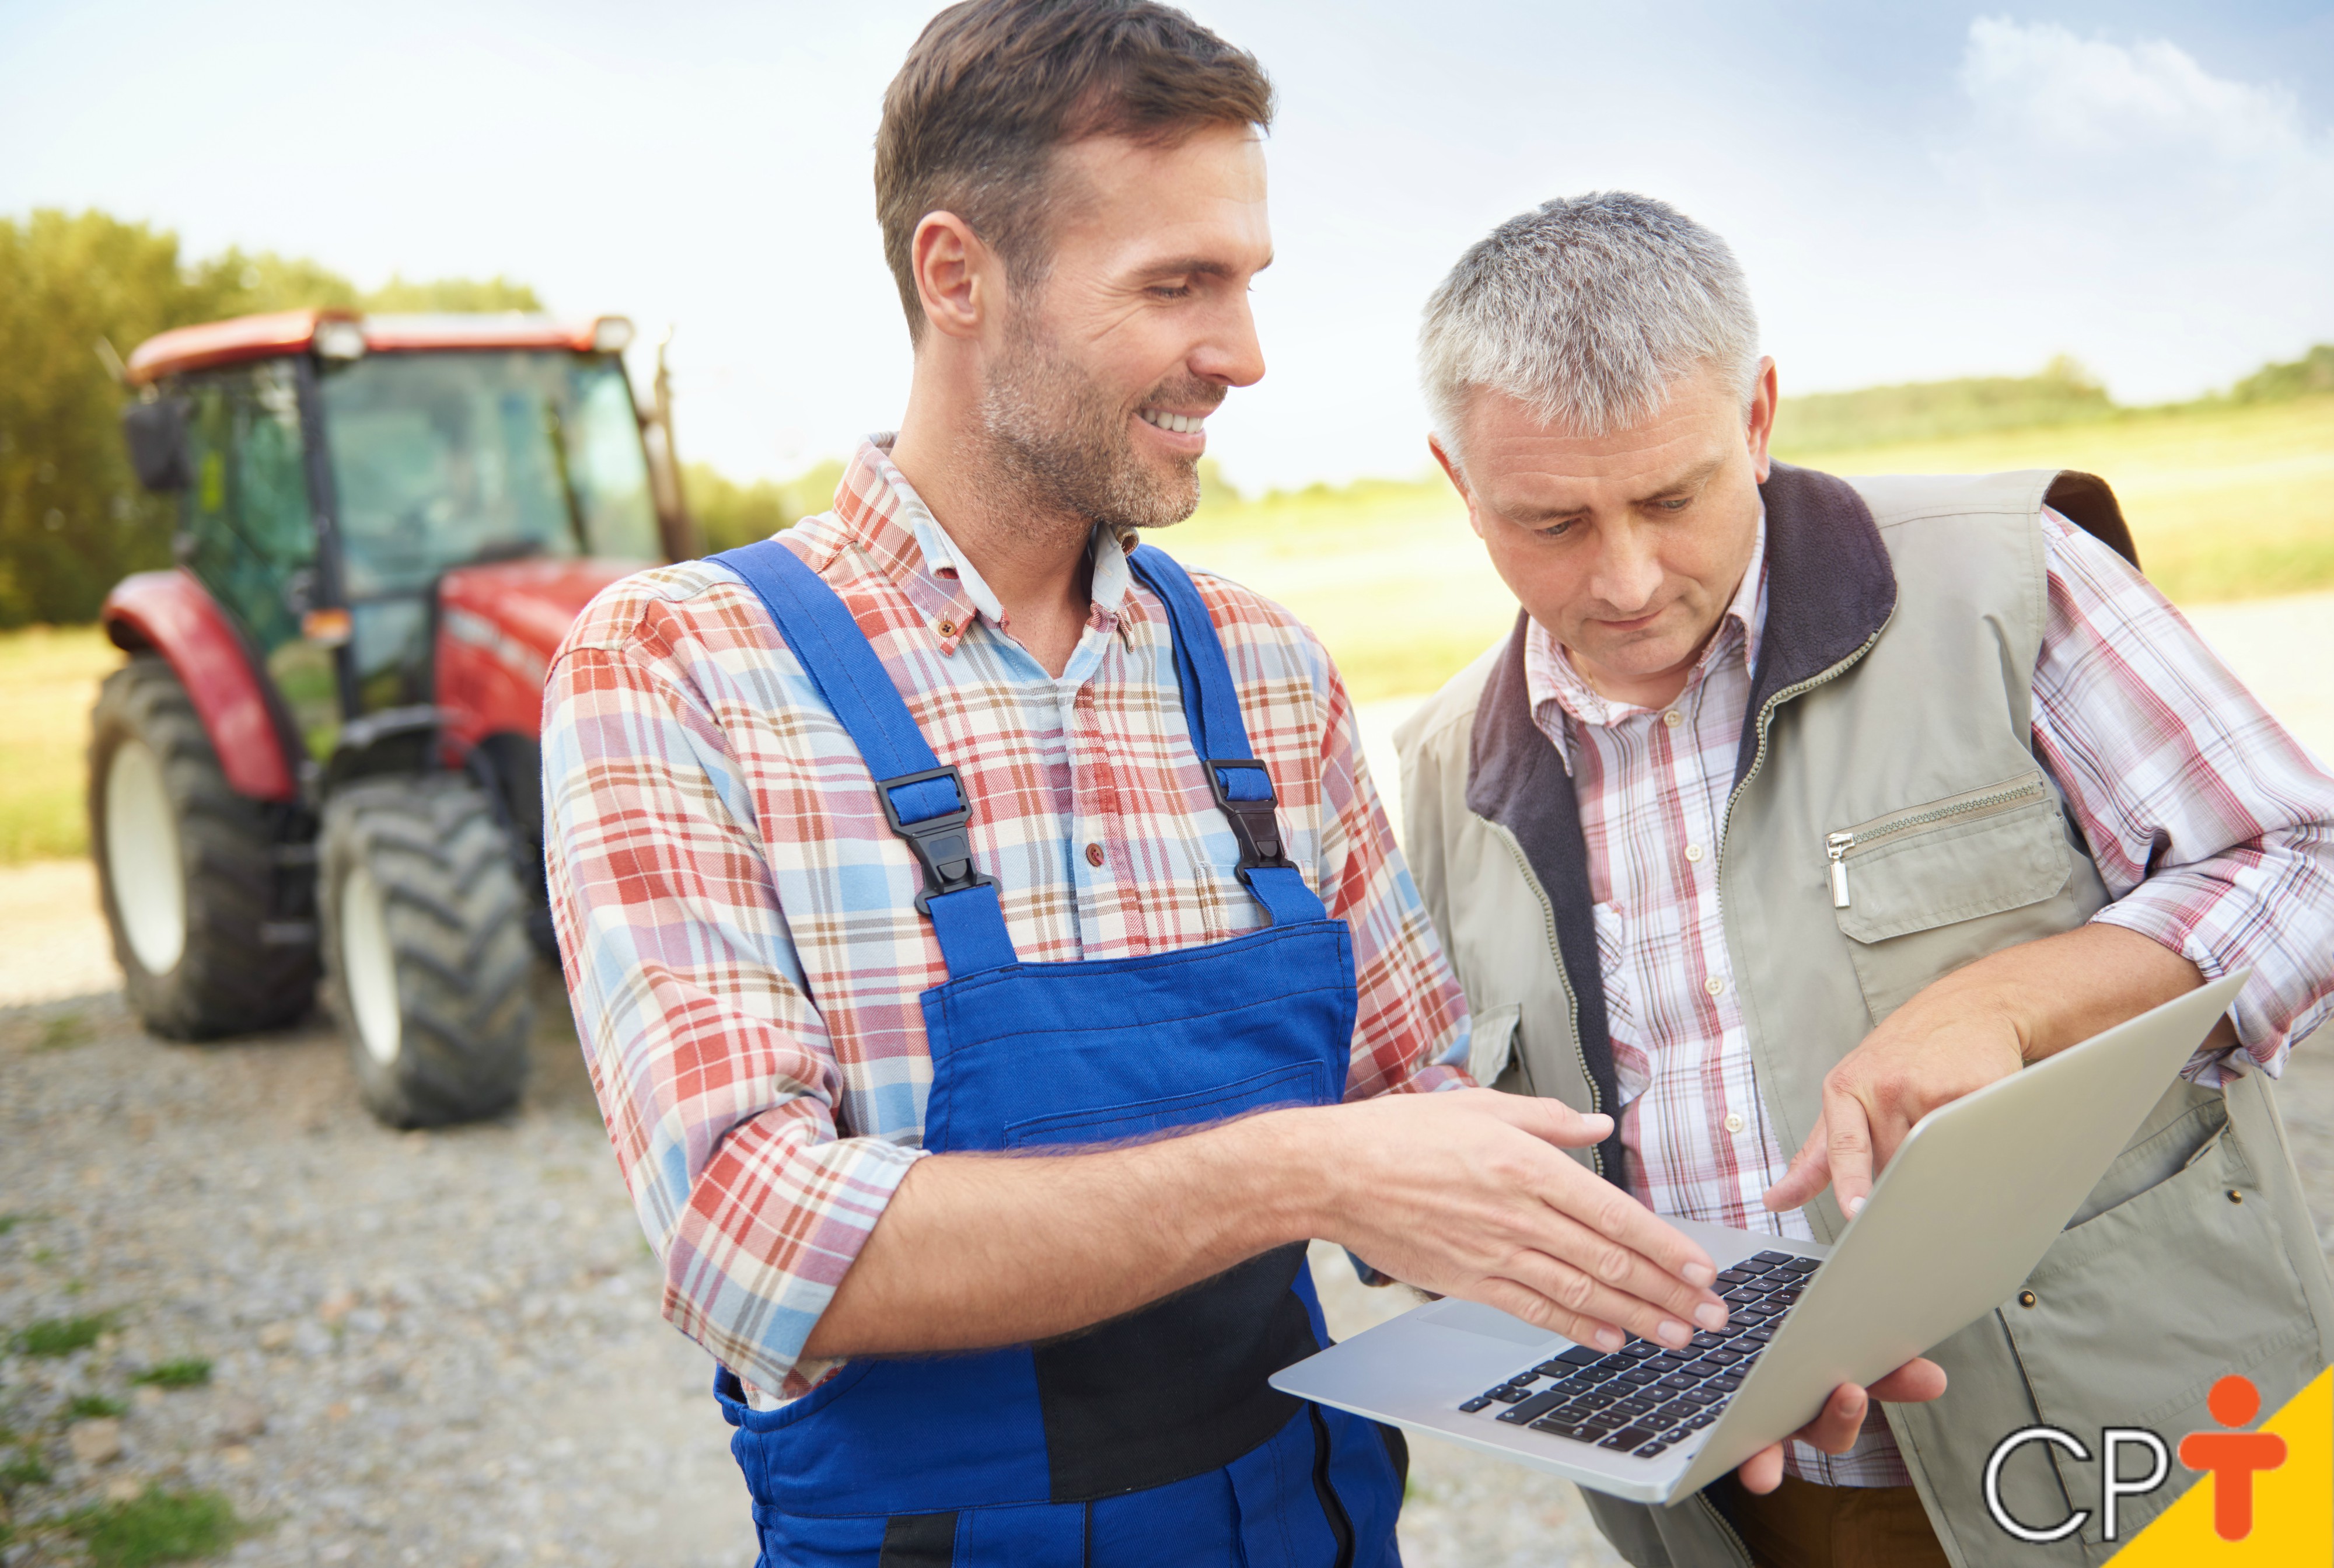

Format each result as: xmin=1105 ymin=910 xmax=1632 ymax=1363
xmin=1985 ymin=1426 xmax=2092 ymax=1543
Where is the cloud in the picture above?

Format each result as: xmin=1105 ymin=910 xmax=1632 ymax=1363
xmin=1958 ymin=17 xmax=2312 ymax=165
xmin=1922 ymin=18 xmax=2334 ymax=404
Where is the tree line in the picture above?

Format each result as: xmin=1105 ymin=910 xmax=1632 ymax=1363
xmin=0 ymin=209 xmax=540 ymax=628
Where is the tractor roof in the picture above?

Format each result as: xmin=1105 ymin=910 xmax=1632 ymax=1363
xmin=125 ymin=309 xmax=631 ymax=386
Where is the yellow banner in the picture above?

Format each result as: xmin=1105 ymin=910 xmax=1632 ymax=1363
xmin=2112 ymin=1367 xmax=2331 ymax=1564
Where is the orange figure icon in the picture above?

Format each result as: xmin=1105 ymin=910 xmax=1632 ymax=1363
xmin=2178 ymin=1375 xmax=2288 ymax=1541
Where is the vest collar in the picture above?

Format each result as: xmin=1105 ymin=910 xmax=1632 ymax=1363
xmin=1729 ymin=463 xmax=1899 ymax=784
xmin=1462 ymin=463 xmax=1896 ymax=1184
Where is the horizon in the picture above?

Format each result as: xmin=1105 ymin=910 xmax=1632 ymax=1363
xmin=4 ymin=1 xmax=2329 ymax=491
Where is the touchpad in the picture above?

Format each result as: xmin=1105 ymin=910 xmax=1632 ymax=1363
xmin=1416 ymin=1298 xmax=1560 ymax=1349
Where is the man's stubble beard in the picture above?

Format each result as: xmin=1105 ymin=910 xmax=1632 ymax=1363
xmin=975 ymin=308 xmax=1218 ymax=542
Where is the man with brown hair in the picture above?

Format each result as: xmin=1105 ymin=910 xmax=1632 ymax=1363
xmin=545 ymin=4 xmax=1750 ymax=1563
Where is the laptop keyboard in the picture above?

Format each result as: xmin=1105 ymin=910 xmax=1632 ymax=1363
xmin=1456 ymin=1250 xmax=1819 ymax=1461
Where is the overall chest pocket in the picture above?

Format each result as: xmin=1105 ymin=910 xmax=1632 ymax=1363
xmin=1826 ymin=774 xmax=2078 ymax=1024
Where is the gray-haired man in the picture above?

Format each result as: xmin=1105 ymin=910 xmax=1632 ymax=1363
xmin=1397 ymin=192 xmax=2334 ymax=1567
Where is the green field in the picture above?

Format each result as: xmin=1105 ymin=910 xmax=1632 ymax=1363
xmin=4 ymin=392 xmax=2328 ymax=866
xmin=1182 ymin=392 xmax=2334 ymax=703
xmin=0 ymin=624 xmax=117 ymax=863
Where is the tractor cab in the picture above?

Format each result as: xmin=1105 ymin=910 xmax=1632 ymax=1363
xmin=95 ymin=309 xmax=691 ymax=1125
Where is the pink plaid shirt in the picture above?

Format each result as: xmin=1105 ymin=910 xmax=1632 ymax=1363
xmin=544 ymin=438 xmax=1469 ymax=1403
xmin=1526 ymin=505 xmax=2334 ymax=1483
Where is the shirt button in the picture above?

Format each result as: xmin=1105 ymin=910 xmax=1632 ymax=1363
xmin=1084 ymin=843 xmax=1105 ymax=868
xmin=1684 ymin=844 xmax=1704 ymax=863
xmin=1704 ymin=975 xmax=1727 ymax=997
xmin=1723 ymin=1112 xmax=1745 ymax=1134
xmin=1663 ymin=709 xmax=1683 ymax=728
xmin=936 ymin=620 xmax=957 ymax=638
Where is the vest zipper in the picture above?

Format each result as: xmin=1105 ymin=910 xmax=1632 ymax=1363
xmin=1717 ymin=628 xmax=1888 ymax=881
xmin=1822 ymin=778 xmax=2048 ymax=909
xmin=1489 ymin=822 xmax=1601 ymax=1179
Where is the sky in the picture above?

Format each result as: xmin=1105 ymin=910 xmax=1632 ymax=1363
xmin=3 ymin=1 xmax=2330 ymax=492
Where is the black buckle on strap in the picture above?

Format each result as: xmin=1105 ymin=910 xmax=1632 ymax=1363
xmin=876 ymin=764 xmax=995 ymax=915
xmin=1204 ymin=757 xmax=1297 ymax=878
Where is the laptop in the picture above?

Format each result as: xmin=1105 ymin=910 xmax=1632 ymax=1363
xmin=1271 ymin=972 xmax=2249 ymax=1504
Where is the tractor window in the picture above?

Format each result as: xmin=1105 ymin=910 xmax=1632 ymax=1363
xmin=180 ymin=362 xmax=317 ymax=655
xmin=566 ymin=364 xmax=660 ymax=561
xmin=319 ymin=350 xmax=659 ymax=712
xmin=319 ymin=351 xmax=658 ymax=599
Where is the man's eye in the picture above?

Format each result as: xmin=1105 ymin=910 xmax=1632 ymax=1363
xmin=1657 ymin=498 xmax=1691 ymax=513
xmin=1536 ymin=520 xmax=1577 ymax=539
xmin=1149 ymin=284 xmax=1193 ymax=299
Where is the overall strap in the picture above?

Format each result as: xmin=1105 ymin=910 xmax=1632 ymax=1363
xmin=712 ymin=539 xmax=1017 ymax=976
xmin=1126 ymin=545 xmax=1325 ymax=927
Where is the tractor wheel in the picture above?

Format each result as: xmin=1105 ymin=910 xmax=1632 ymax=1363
xmin=319 ymin=777 xmax=534 ymax=1127
xmin=89 ymin=655 xmax=317 ymax=1037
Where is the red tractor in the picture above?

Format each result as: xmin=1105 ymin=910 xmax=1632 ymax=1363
xmin=94 ymin=309 xmax=691 ymax=1126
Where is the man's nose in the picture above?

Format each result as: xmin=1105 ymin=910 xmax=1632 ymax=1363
xmin=1588 ymin=526 xmax=1664 ymax=613
xmin=1190 ymin=293 xmax=1266 ymax=389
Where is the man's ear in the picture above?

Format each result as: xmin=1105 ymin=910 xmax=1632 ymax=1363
xmin=1744 ymin=357 xmax=1779 ymax=483
xmin=1428 ymin=434 xmax=1486 ymax=539
xmin=911 ymin=211 xmax=997 ymax=343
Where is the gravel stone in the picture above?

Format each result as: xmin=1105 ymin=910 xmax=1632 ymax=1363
xmin=64 ymin=1420 xmax=121 ymax=1466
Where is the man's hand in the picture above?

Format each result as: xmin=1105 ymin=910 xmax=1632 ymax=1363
xmin=1760 ymin=992 xmax=2025 ymax=1219
xmin=1763 ymin=924 xmax=2218 ymax=1219
xmin=807 ymin=1085 xmax=1729 ymax=1362
xmin=1303 ymin=1088 xmax=1730 ymax=1352
xmin=1733 ymin=1359 xmax=1950 ymax=1493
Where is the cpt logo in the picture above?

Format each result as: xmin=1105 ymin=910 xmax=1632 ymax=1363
xmin=2178 ymin=1377 xmax=2288 ymax=1541
xmin=1983 ymin=1375 xmax=2290 ymax=1545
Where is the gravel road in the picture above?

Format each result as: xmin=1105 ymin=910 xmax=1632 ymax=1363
xmin=1 ymin=978 xmax=756 ymax=1568
xmin=5 ymin=588 xmax=2331 ymax=1567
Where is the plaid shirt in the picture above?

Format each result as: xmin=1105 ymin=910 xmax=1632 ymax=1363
xmin=544 ymin=438 xmax=1469 ymax=1403
xmin=1526 ymin=505 xmax=2334 ymax=1483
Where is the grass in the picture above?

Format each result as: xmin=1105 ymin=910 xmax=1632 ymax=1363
xmin=0 ymin=1445 xmax=51 ymax=1494
xmin=0 ymin=1213 xmax=24 ymax=1237
xmin=0 ymin=623 xmax=117 ymax=864
xmin=8 ymin=1312 xmax=113 ymax=1358
xmin=1780 ymin=394 xmax=2334 ymax=610
xmin=131 ymin=1358 xmax=212 ymax=1390
xmin=34 ymin=1011 xmax=92 ymax=1052
xmin=62 ymin=1487 xmax=247 ymax=1568
xmin=64 ymin=1394 xmax=127 ymax=1421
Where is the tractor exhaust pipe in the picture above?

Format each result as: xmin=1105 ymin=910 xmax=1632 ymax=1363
xmin=641 ymin=324 xmax=698 ymax=561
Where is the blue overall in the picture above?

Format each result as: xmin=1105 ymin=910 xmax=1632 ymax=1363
xmin=708 ymin=537 xmax=1404 ymax=1568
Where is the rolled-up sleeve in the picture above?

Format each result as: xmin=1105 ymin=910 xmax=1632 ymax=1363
xmin=2030 ymin=509 xmax=2334 ymax=1080
xmin=543 ymin=613 xmax=920 ymax=1399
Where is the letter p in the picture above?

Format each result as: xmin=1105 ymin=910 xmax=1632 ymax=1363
xmin=2101 ymin=1429 xmax=2169 ymax=1541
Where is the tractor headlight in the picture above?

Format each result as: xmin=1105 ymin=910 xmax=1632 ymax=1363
xmin=314 ymin=320 xmax=368 ymax=361
xmin=591 ymin=316 xmax=635 ymax=354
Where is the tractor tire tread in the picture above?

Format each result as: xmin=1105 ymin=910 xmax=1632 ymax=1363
xmin=89 ymin=656 xmax=317 ymax=1039
xmin=320 ymin=777 xmax=534 ymax=1127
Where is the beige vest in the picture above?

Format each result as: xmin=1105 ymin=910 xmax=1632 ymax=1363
xmin=1396 ymin=467 xmax=2334 ymax=1568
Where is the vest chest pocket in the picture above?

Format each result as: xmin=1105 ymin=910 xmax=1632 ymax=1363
xmin=1826 ymin=775 xmax=2077 ymax=1025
